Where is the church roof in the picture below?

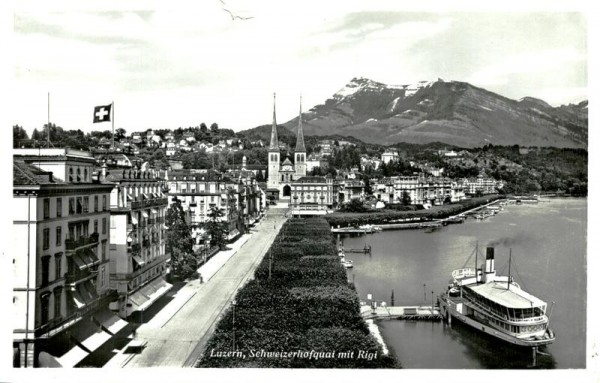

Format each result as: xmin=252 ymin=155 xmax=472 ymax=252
xmin=269 ymin=93 xmax=279 ymax=152
xmin=294 ymin=96 xmax=306 ymax=153
xmin=281 ymin=157 xmax=293 ymax=166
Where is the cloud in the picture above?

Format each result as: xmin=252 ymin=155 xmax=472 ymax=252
xmin=468 ymin=47 xmax=586 ymax=87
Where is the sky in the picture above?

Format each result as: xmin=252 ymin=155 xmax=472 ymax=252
xmin=11 ymin=0 xmax=589 ymax=136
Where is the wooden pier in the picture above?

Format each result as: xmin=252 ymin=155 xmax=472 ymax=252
xmin=344 ymin=245 xmax=372 ymax=254
xmin=361 ymin=305 xmax=442 ymax=321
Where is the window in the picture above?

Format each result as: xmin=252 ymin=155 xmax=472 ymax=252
xmin=94 ymin=196 xmax=99 ymax=212
xmin=102 ymin=218 xmax=107 ymax=234
xmin=68 ymin=198 xmax=75 ymax=215
xmin=56 ymin=198 xmax=62 ymax=217
xmin=83 ymin=196 xmax=89 ymax=213
xmin=76 ymin=197 xmax=83 ymax=214
xmin=84 ymin=168 xmax=88 ymax=182
xmin=43 ymin=199 xmax=50 ymax=219
xmin=102 ymin=196 xmax=107 ymax=211
xmin=56 ymin=226 xmax=62 ymax=247
xmin=53 ymin=288 xmax=62 ymax=318
xmin=77 ymin=168 xmax=81 ymax=182
xmin=41 ymin=256 xmax=50 ymax=285
xmin=55 ymin=253 xmax=62 ymax=280
xmin=94 ymin=220 xmax=98 ymax=234
xmin=69 ymin=167 xmax=73 ymax=182
xmin=102 ymin=241 xmax=107 ymax=261
xmin=100 ymin=267 xmax=105 ymax=287
xmin=43 ymin=228 xmax=50 ymax=250
xmin=40 ymin=293 xmax=50 ymax=324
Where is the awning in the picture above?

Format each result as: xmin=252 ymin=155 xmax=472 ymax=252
xmin=71 ymin=249 xmax=98 ymax=271
xmin=143 ymin=193 xmax=150 ymax=200
xmin=127 ymin=194 xmax=133 ymax=201
xmin=142 ymin=210 xmax=149 ymax=218
xmin=55 ymin=314 xmax=114 ymax=367
xmin=151 ymin=208 xmax=158 ymax=214
xmin=71 ymin=289 xmax=86 ymax=309
xmin=131 ymin=215 xmax=138 ymax=225
xmin=128 ymin=278 xmax=172 ymax=313
xmin=77 ymin=280 xmax=98 ymax=303
xmin=92 ymin=308 xmax=129 ymax=335
xmin=132 ymin=255 xmax=146 ymax=267
xmin=57 ymin=345 xmax=88 ymax=368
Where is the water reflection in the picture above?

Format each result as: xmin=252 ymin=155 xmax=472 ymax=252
xmin=344 ymin=198 xmax=586 ymax=369
xmin=443 ymin=320 xmax=556 ymax=369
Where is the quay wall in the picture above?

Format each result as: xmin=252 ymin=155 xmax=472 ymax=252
xmin=325 ymin=195 xmax=502 ymax=227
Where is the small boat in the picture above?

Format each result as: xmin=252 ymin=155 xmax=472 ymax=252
xmin=438 ymin=246 xmax=555 ymax=348
xmin=341 ymin=259 xmax=353 ymax=268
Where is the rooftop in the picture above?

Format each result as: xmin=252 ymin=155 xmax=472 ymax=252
xmin=468 ymin=281 xmax=546 ymax=309
xmin=294 ymin=176 xmax=328 ymax=184
xmin=14 ymin=161 xmax=64 ymax=186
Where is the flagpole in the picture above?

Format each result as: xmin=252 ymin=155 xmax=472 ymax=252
xmin=47 ymin=92 xmax=50 ymax=148
xmin=112 ymin=101 xmax=115 ymax=151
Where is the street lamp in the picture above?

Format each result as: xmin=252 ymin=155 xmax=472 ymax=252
xmin=232 ymin=300 xmax=237 ymax=351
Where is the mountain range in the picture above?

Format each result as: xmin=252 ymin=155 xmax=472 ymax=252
xmin=274 ymin=77 xmax=587 ymax=149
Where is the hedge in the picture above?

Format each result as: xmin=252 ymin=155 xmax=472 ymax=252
xmin=197 ymin=217 xmax=398 ymax=368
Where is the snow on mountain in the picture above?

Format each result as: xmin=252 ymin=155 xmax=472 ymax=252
xmin=280 ymin=77 xmax=587 ymax=149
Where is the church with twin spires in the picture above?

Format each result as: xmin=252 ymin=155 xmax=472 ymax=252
xmin=267 ymin=94 xmax=307 ymax=199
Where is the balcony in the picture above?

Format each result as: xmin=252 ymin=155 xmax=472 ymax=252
xmin=65 ymin=233 xmax=99 ymax=253
xmin=64 ymin=269 xmax=96 ymax=286
xmin=131 ymin=197 xmax=168 ymax=210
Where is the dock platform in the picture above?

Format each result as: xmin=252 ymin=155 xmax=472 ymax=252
xmin=361 ymin=305 xmax=442 ymax=321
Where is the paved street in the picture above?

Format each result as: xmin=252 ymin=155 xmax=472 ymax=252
xmin=110 ymin=206 xmax=288 ymax=367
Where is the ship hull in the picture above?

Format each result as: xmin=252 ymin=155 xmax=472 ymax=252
xmin=439 ymin=296 xmax=555 ymax=348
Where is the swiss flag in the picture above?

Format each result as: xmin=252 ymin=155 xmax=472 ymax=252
xmin=93 ymin=104 xmax=112 ymax=123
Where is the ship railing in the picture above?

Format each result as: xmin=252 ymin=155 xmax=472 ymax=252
xmin=452 ymin=268 xmax=476 ymax=281
xmin=464 ymin=300 xmax=546 ymax=324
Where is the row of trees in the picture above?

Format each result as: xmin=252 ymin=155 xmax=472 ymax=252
xmin=165 ymin=200 xmax=231 ymax=279
xmin=197 ymin=218 xmax=397 ymax=368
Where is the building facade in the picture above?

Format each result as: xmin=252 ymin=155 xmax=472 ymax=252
xmin=289 ymin=176 xmax=334 ymax=216
xmin=12 ymin=149 xmax=126 ymax=368
xmin=165 ymin=170 xmax=245 ymax=244
xmin=103 ymin=167 xmax=171 ymax=318
xmin=267 ymin=94 xmax=307 ymax=199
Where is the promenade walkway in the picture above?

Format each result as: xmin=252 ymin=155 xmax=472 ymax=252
xmin=105 ymin=206 xmax=289 ymax=368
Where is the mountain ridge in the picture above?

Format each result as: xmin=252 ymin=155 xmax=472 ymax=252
xmin=278 ymin=77 xmax=587 ymax=148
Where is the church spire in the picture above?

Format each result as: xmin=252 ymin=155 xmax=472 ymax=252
xmin=295 ymin=95 xmax=306 ymax=153
xmin=269 ymin=92 xmax=279 ymax=152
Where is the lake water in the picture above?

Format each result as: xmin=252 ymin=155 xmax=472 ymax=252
xmin=340 ymin=198 xmax=587 ymax=369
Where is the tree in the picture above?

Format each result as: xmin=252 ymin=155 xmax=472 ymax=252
xmin=115 ymin=128 xmax=127 ymax=141
xmin=340 ymin=198 xmax=368 ymax=213
xmin=165 ymin=200 xmax=196 ymax=278
xmin=181 ymin=151 xmax=211 ymax=169
xmin=401 ymin=191 xmax=411 ymax=206
xmin=210 ymin=122 xmax=219 ymax=133
xmin=206 ymin=206 xmax=228 ymax=249
xmin=13 ymin=125 xmax=29 ymax=148
xmin=255 ymin=171 xmax=265 ymax=182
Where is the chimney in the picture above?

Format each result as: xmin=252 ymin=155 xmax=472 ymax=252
xmin=101 ymin=161 xmax=107 ymax=181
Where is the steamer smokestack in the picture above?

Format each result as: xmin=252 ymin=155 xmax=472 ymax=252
xmin=482 ymin=247 xmax=496 ymax=283
xmin=486 ymin=247 xmax=495 ymax=273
